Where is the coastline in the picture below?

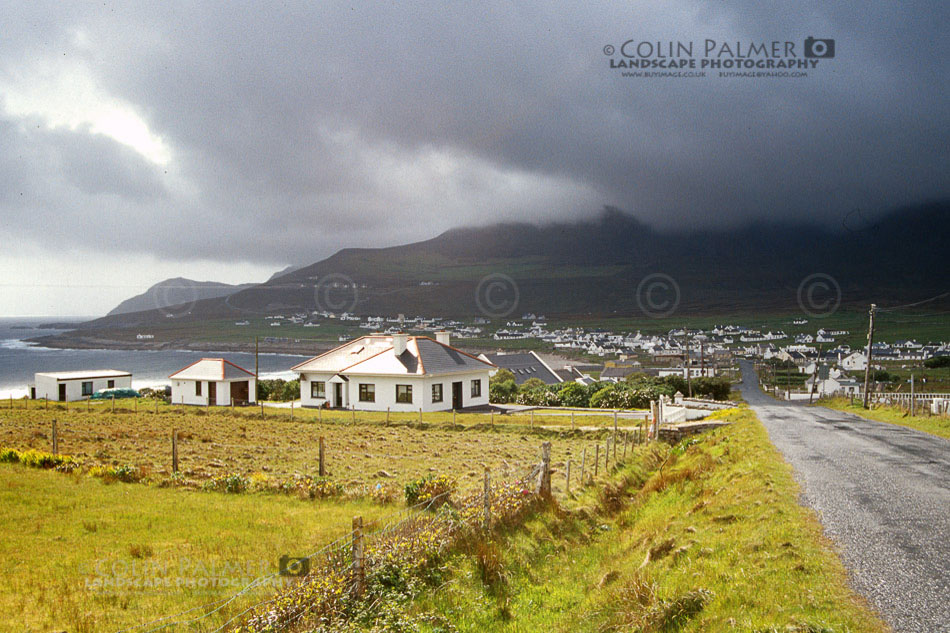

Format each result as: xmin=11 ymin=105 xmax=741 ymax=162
xmin=25 ymin=333 xmax=328 ymax=356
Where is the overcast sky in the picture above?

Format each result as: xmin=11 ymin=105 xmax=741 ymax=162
xmin=2 ymin=1 xmax=947 ymax=316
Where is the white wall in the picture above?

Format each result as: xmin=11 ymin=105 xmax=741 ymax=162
xmin=298 ymin=371 xmax=490 ymax=412
xmin=171 ymin=379 xmax=256 ymax=406
xmin=34 ymin=374 xmax=132 ymax=401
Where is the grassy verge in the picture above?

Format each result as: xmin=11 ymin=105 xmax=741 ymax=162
xmin=399 ymin=408 xmax=887 ymax=632
xmin=0 ymin=463 xmax=391 ymax=633
xmin=821 ymin=397 xmax=950 ymax=440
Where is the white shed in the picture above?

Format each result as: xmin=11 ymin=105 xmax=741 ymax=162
xmin=169 ymin=358 xmax=257 ymax=406
xmin=32 ymin=370 xmax=133 ymax=402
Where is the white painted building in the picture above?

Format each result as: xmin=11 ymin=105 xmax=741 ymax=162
xmin=32 ymin=370 xmax=132 ymax=402
xmin=293 ymin=332 xmax=494 ymax=412
xmin=657 ymin=366 xmax=717 ymax=379
xmin=169 ymin=358 xmax=257 ymax=406
xmin=840 ymin=351 xmax=868 ymax=371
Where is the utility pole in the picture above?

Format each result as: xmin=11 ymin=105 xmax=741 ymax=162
xmin=808 ymin=344 xmax=823 ymax=405
xmin=682 ymin=328 xmax=692 ymax=397
xmin=255 ymin=336 xmax=260 ymax=402
xmin=862 ymin=304 xmax=876 ymax=409
xmin=700 ymin=339 xmax=706 ymax=377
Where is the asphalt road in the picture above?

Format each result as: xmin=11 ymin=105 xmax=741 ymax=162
xmin=739 ymin=361 xmax=950 ymax=633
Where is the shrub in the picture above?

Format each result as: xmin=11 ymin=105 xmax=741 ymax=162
xmin=204 ymin=472 xmax=250 ymax=493
xmin=515 ymin=387 xmax=561 ymax=406
xmin=0 ymin=448 xmax=20 ymax=463
xmin=404 ymin=474 xmax=456 ymax=507
xmin=89 ymin=464 xmax=142 ymax=483
xmin=558 ymin=381 xmax=590 ymax=407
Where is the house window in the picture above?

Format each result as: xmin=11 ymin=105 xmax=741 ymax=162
xmin=396 ymin=384 xmax=413 ymax=403
xmin=311 ymin=381 xmax=326 ymax=399
xmin=81 ymin=381 xmax=93 ymax=396
xmin=196 ymin=381 xmax=202 ymax=396
xmin=107 ymin=380 xmax=115 ymax=388
xmin=432 ymin=384 xmax=443 ymax=403
xmin=359 ymin=383 xmax=375 ymax=402
xmin=471 ymin=379 xmax=482 ymax=398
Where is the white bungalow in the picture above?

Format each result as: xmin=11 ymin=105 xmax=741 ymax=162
xmin=32 ymin=370 xmax=132 ymax=402
xmin=292 ymin=332 xmax=494 ymax=412
xmin=169 ymin=358 xmax=257 ymax=406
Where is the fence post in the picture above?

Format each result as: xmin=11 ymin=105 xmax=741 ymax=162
xmin=491 ymin=409 xmax=494 ymax=426
xmin=172 ymin=429 xmax=179 ymax=473
xmin=537 ymin=442 xmax=552 ymax=498
xmin=623 ymin=431 xmax=628 ymax=459
xmin=483 ymin=467 xmax=491 ymax=532
xmin=565 ymin=458 xmax=571 ymax=495
xmin=319 ymin=436 xmax=326 ymax=477
xmin=290 ymin=401 xmax=294 ymax=421
xmin=571 ymin=410 xmax=575 ymax=430
xmin=351 ymin=516 xmax=365 ymax=597
xmin=45 ymin=395 xmax=48 ymax=410
xmin=52 ymin=419 xmax=58 ymax=455
xmin=453 ymin=409 xmax=456 ymax=425
xmin=594 ymin=444 xmax=600 ymax=477
xmin=351 ymin=407 xmax=355 ymax=424
xmin=231 ymin=397 xmax=234 ymax=411
xmin=386 ymin=407 xmax=390 ymax=423
xmin=531 ymin=410 xmax=534 ymax=426
xmin=580 ymin=448 xmax=586 ymax=485
xmin=419 ymin=408 xmax=422 ymax=424
xmin=613 ymin=425 xmax=618 ymax=461
xmin=260 ymin=402 xmax=264 ymax=419
xmin=155 ymin=399 xmax=158 ymax=415
xmin=134 ymin=398 xmax=137 ymax=415
xmin=605 ymin=439 xmax=610 ymax=471
xmin=112 ymin=395 xmax=116 ymax=413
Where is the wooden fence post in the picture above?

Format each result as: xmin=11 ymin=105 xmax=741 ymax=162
xmin=134 ymin=398 xmax=137 ymax=415
xmin=386 ymin=407 xmax=390 ymax=423
xmin=565 ymin=458 xmax=571 ymax=495
xmin=419 ymin=408 xmax=422 ymax=424
xmin=531 ymin=410 xmax=534 ymax=426
xmin=580 ymin=448 xmax=586 ymax=485
xmin=290 ymin=401 xmax=294 ymax=421
xmin=52 ymin=419 xmax=58 ymax=455
xmin=453 ymin=409 xmax=456 ymax=425
xmin=571 ymin=410 xmax=575 ymax=430
xmin=260 ymin=402 xmax=265 ymax=419
xmin=172 ymin=429 xmax=179 ymax=473
xmin=352 ymin=516 xmax=365 ymax=597
xmin=623 ymin=431 xmax=628 ymax=459
xmin=231 ymin=397 xmax=234 ymax=411
xmin=490 ymin=409 xmax=494 ymax=426
xmin=594 ymin=444 xmax=600 ymax=477
xmin=112 ymin=396 xmax=116 ymax=413
xmin=537 ymin=442 xmax=552 ymax=498
xmin=351 ymin=407 xmax=355 ymax=424
xmin=45 ymin=396 xmax=48 ymax=410
xmin=319 ymin=436 xmax=326 ymax=477
xmin=605 ymin=439 xmax=610 ymax=471
xmin=483 ymin=467 xmax=491 ymax=532
xmin=154 ymin=399 xmax=158 ymax=415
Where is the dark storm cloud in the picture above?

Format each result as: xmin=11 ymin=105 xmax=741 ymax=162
xmin=1 ymin=1 xmax=947 ymax=267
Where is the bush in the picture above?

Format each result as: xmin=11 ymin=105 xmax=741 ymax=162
xmin=257 ymin=379 xmax=300 ymax=402
xmin=489 ymin=378 xmax=518 ymax=404
xmin=404 ymin=474 xmax=455 ymax=507
xmin=558 ymin=382 xmax=590 ymax=407
xmin=89 ymin=464 xmax=142 ymax=483
xmin=204 ymin=472 xmax=250 ymax=493
xmin=515 ymin=387 xmax=561 ymax=406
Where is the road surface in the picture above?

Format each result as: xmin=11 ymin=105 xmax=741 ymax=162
xmin=739 ymin=361 xmax=950 ymax=632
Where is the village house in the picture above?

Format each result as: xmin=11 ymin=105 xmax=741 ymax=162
xmin=293 ymin=332 xmax=494 ymax=412
xmin=169 ymin=358 xmax=257 ymax=406
xmin=477 ymin=351 xmax=563 ymax=386
xmin=31 ymin=370 xmax=132 ymax=402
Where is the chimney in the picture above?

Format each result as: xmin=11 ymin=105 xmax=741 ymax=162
xmin=435 ymin=330 xmax=451 ymax=346
xmin=392 ymin=332 xmax=408 ymax=355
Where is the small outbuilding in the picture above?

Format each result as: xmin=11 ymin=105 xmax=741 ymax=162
xmin=32 ymin=370 xmax=132 ymax=402
xmin=169 ymin=358 xmax=257 ymax=406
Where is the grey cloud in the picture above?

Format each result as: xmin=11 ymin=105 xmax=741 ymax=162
xmin=0 ymin=0 xmax=947 ymax=269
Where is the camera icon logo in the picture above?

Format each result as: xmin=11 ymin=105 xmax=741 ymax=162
xmin=279 ymin=555 xmax=310 ymax=577
xmin=804 ymin=37 xmax=835 ymax=58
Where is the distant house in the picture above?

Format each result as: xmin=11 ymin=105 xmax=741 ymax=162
xmin=840 ymin=351 xmax=868 ymax=371
xmin=477 ymin=351 xmax=562 ymax=386
xmin=169 ymin=358 xmax=257 ymax=406
xmin=32 ymin=370 xmax=132 ymax=402
xmin=293 ymin=332 xmax=494 ymax=412
xmin=805 ymin=365 xmax=859 ymax=397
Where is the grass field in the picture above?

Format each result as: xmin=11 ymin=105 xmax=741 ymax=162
xmin=402 ymin=407 xmax=888 ymax=632
xmin=0 ymin=463 xmax=392 ymax=632
xmin=821 ymin=397 xmax=950 ymax=440
xmin=0 ymin=404 xmax=634 ymax=495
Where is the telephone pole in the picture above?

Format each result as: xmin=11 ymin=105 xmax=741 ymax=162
xmin=862 ymin=304 xmax=876 ymax=409
xmin=255 ymin=335 xmax=260 ymax=401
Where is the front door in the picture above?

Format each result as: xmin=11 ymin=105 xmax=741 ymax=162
xmin=208 ymin=382 xmax=217 ymax=405
xmin=58 ymin=384 xmax=66 ymax=401
xmin=334 ymin=382 xmax=343 ymax=408
xmin=452 ymin=381 xmax=463 ymax=410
